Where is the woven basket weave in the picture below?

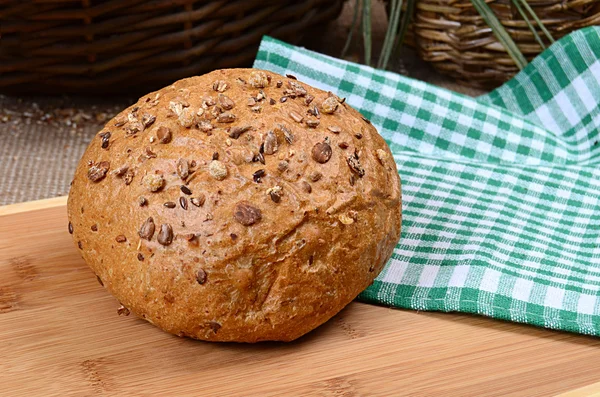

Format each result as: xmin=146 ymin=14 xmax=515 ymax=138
xmin=411 ymin=0 xmax=600 ymax=88
xmin=0 ymin=0 xmax=343 ymax=94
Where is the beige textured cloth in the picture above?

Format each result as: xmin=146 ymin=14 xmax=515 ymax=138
xmin=0 ymin=96 xmax=129 ymax=205
xmin=0 ymin=1 xmax=484 ymax=206
xmin=0 ymin=121 xmax=93 ymax=205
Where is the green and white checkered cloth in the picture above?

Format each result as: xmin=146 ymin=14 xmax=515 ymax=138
xmin=253 ymin=27 xmax=600 ymax=336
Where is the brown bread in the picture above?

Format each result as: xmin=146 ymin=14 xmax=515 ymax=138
xmin=67 ymin=69 xmax=401 ymax=342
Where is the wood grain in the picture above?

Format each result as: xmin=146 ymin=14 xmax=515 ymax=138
xmin=0 ymin=196 xmax=67 ymax=217
xmin=2 ymin=199 xmax=600 ymax=396
xmin=558 ymin=383 xmax=600 ymax=397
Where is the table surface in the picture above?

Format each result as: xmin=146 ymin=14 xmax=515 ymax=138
xmin=1 ymin=197 xmax=600 ymax=397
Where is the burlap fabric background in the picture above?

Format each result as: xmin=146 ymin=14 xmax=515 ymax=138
xmin=0 ymin=1 xmax=483 ymax=206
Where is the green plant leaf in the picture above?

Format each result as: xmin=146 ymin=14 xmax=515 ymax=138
xmin=511 ymin=0 xmax=546 ymax=50
xmin=378 ymin=0 xmax=402 ymax=69
xmin=362 ymin=0 xmax=372 ymax=66
xmin=470 ymin=0 xmax=528 ymax=69
xmin=392 ymin=0 xmax=416 ymax=60
xmin=518 ymin=0 xmax=555 ymax=44
xmin=342 ymin=0 xmax=362 ymax=58
xmin=345 ymin=0 xmax=546 ymax=74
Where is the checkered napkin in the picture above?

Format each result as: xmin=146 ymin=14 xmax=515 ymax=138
xmin=254 ymin=27 xmax=600 ymax=336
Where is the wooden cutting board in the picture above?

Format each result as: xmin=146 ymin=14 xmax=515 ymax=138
xmin=1 ymin=198 xmax=600 ymax=397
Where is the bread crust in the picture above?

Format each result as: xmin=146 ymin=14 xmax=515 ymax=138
xmin=67 ymin=69 xmax=401 ymax=342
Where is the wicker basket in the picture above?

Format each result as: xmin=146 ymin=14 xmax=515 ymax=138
xmin=411 ymin=0 xmax=600 ymax=88
xmin=0 ymin=0 xmax=343 ymax=94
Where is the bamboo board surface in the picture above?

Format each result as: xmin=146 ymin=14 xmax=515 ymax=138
xmin=2 ymin=198 xmax=600 ymax=397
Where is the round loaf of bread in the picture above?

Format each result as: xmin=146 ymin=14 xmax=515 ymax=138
xmin=67 ymin=69 xmax=401 ymax=342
